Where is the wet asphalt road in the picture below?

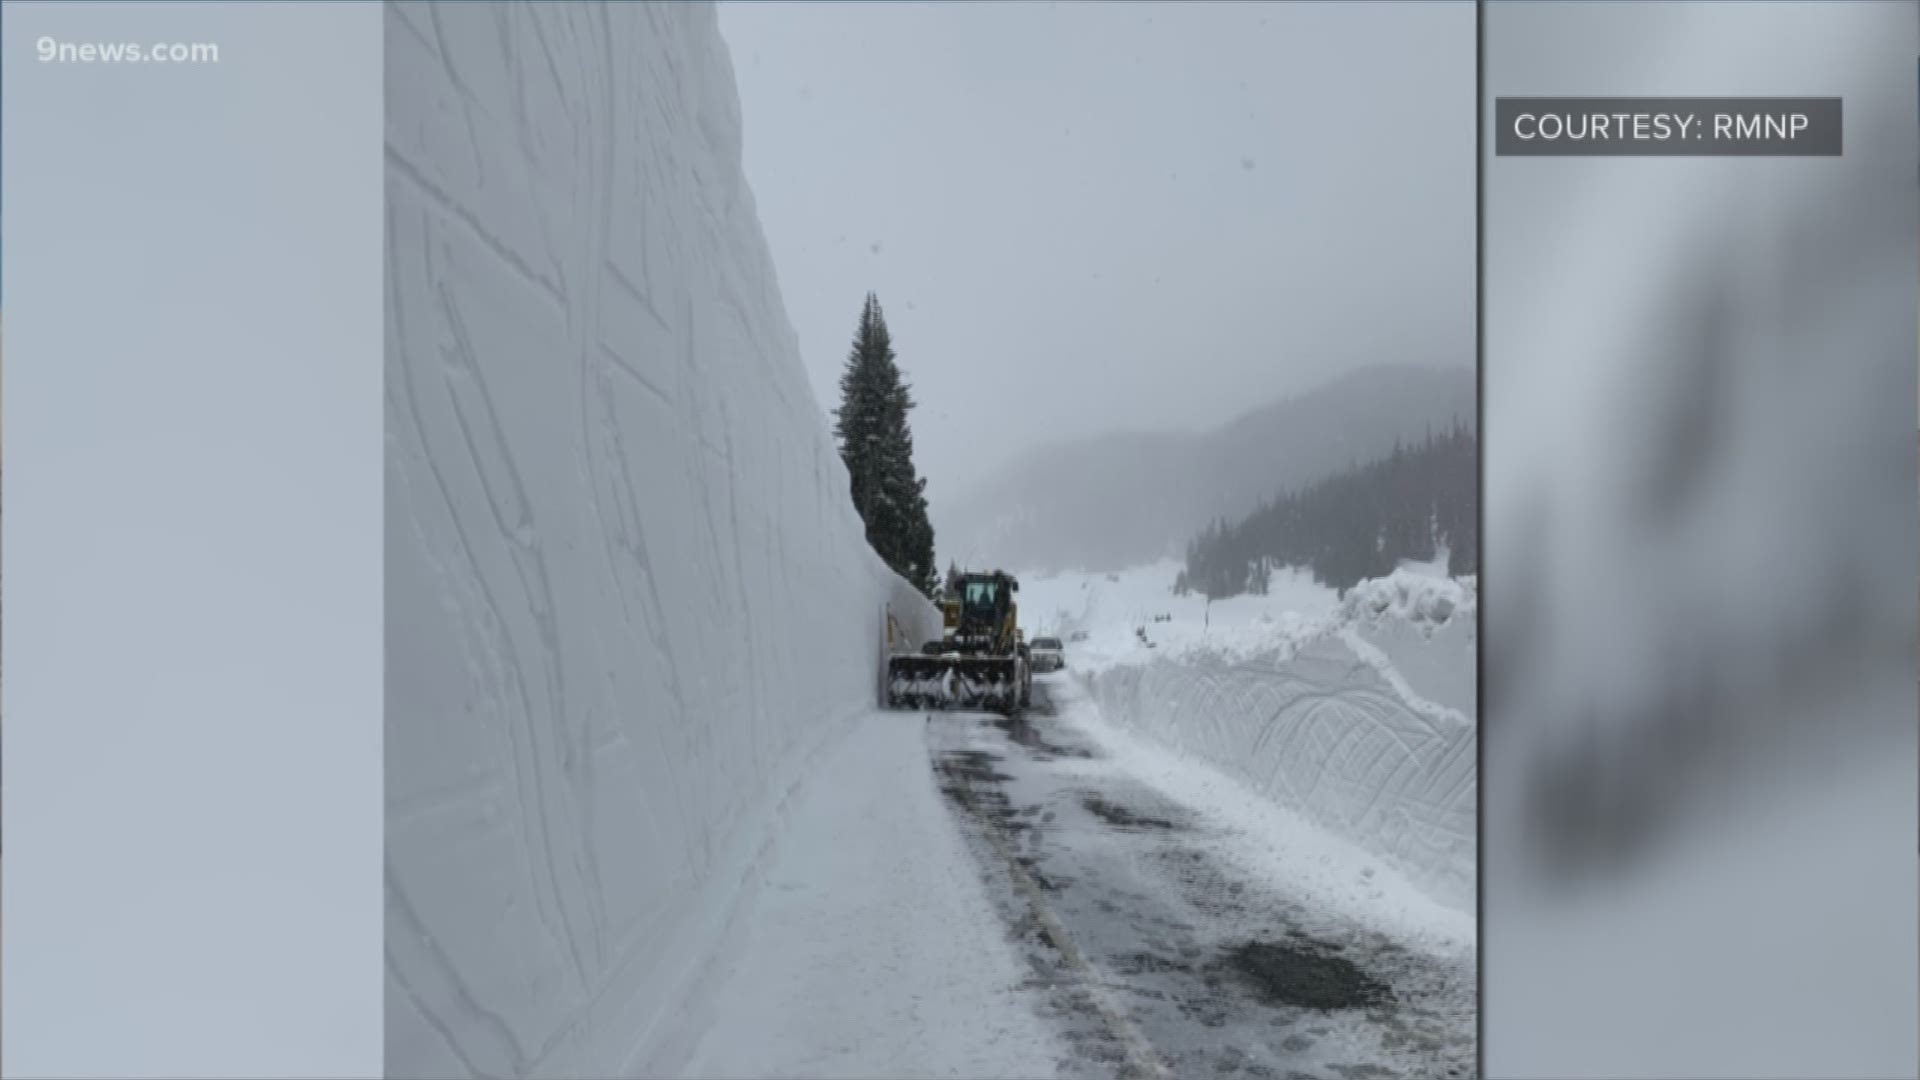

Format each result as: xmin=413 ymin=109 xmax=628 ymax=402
xmin=926 ymin=677 xmax=1477 ymax=1080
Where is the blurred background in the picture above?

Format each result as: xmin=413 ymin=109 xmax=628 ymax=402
xmin=1483 ymin=2 xmax=1917 ymax=1077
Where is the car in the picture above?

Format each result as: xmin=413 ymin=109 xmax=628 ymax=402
xmin=1029 ymin=636 xmax=1065 ymax=672
xmin=1068 ymin=630 xmax=1089 ymax=643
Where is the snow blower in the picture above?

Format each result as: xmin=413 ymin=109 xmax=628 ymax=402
xmin=887 ymin=570 xmax=1031 ymax=715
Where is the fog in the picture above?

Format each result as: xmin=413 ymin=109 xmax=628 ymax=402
xmin=720 ymin=0 xmax=1474 ymax=513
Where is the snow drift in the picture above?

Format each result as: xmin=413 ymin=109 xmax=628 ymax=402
xmin=383 ymin=4 xmax=937 ymax=1077
xmin=1031 ymin=564 xmax=1475 ymax=911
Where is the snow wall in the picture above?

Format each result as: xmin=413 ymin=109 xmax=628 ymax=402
xmin=1082 ymin=581 xmax=1476 ymax=913
xmin=382 ymin=4 xmax=940 ymax=1077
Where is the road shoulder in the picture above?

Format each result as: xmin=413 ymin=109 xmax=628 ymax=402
xmin=678 ymin=711 xmax=1066 ymax=1079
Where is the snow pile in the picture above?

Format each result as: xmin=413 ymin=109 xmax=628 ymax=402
xmin=1019 ymin=558 xmax=1338 ymax=666
xmin=1334 ymin=572 xmax=1477 ymax=722
xmin=1024 ymin=562 xmax=1474 ymax=719
xmin=1338 ymin=570 xmax=1476 ymax=631
xmin=1031 ymin=562 xmax=1475 ymax=911
xmin=383 ymin=5 xmax=938 ymax=1078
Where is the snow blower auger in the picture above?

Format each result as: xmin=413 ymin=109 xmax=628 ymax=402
xmin=888 ymin=569 xmax=1032 ymax=715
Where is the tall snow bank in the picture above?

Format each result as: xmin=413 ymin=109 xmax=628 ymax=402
xmin=383 ymin=5 xmax=937 ymax=1077
xmin=1059 ymin=565 xmax=1476 ymax=911
xmin=1035 ymin=564 xmax=1475 ymax=720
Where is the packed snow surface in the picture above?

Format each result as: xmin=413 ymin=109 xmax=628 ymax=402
xmin=1021 ymin=562 xmax=1476 ymax=911
xmin=384 ymin=4 xmax=938 ymax=1076
xmin=676 ymin=711 xmax=1067 ymax=1080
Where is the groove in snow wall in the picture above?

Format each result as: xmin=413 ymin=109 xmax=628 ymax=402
xmin=1084 ymin=636 xmax=1476 ymax=913
xmin=382 ymin=4 xmax=940 ymax=1076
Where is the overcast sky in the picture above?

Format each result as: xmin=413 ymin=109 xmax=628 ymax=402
xmin=719 ymin=0 xmax=1474 ymax=508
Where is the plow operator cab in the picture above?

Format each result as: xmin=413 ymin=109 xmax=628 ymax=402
xmin=888 ymin=570 xmax=1032 ymax=715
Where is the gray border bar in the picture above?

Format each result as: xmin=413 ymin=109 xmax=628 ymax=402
xmin=2 ymin=3 xmax=384 ymax=1074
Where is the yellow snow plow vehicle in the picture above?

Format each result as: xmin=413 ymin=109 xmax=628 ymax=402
xmin=887 ymin=569 xmax=1032 ymax=714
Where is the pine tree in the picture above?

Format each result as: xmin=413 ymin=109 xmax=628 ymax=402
xmin=833 ymin=293 xmax=939 ymax=595
xmin=1181 ymin=425 xmax=1478 ymax=598
xmin=907 ymin=512 xmax=939 ymax=596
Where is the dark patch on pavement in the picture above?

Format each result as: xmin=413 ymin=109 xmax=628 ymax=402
xmin=935 ymin=750 xmax=1025 ymax=831
xmin=1016 ymin=854 xmax=1062 ymax=891
xmin=992 ymin=712 xmax=1098 ymax=759
xmin=1327 ymin=1065 xmax=1401 ymax=1080
xmin=937 ymin=748 xmax=1013 ymax=785
xmin=1110 ymin=951 xmax=1194 ymax=976
xmin=1082 ymin=793 xmax=1180 ymax=831
xmin=1222 ymin=940 xmax=1393 ymax=1011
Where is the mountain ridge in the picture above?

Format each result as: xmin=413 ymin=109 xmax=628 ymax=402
xmin=933 ymin=363 xmax=1474 ymax=572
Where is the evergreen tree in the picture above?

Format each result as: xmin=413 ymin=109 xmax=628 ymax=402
xmin=1182 ymin=423 xmax=1478 ymax=598
xmin=833 ymin=293 xmax=939 ymax=595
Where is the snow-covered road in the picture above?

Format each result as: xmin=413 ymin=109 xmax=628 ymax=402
xmin=683 ymin=674 xmax=1475 ymax=1079
xmin=931 ymin=677 xmax=1476 ymax=1080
